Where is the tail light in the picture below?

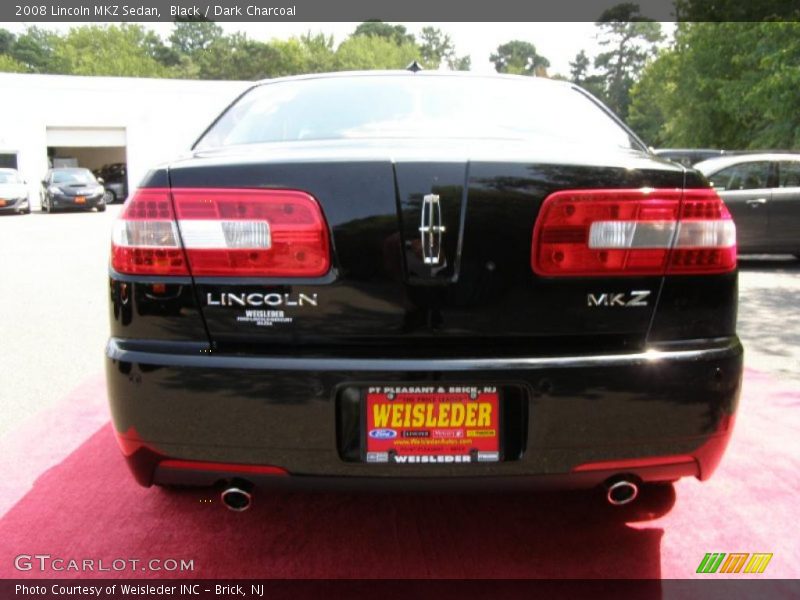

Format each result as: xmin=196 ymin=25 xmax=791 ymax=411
xmin=531 ymin=188 xmax=736 ymax=276
xmin=112 ymin=188 xmax=330 ymax=277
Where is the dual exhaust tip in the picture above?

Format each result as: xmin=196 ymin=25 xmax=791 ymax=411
xmin=605 ymin=478 xmax=639 ymax=506
xmin=219 ymin=477 xmax=639 ymax=511
xmin=220 ymin=480 xmax=253 ymax=512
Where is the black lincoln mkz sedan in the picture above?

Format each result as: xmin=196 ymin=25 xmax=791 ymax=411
xmin=41 ymin=168 xmax=107 ymax=212
xmin=106 ymin=72 xmax=743 ymax=511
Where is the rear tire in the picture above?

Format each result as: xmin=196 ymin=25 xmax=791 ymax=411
xmin=96 ymin=203 xmax=106 ymax=213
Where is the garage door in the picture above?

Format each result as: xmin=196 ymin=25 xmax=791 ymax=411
xmin=46 ymin=127 xmax=126 ymax=147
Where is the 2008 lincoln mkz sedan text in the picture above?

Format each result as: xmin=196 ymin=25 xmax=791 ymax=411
xmin=105 ymin=71 xmax=743 ymax=511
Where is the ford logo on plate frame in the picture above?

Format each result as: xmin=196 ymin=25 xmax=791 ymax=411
xmin=368 ymin=429 xmax=398 ymax=440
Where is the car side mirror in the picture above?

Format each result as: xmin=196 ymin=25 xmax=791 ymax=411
xmin=97 ymin=177 xmax=105 ymax=184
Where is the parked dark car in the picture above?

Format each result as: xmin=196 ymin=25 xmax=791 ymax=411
xmin=0 ymin=168 xmax=30 ymax=214
xmin=106 ymin=72 xmax=742 ymax=511
xmin=653 ymin=148 xmax=727 ymax=167
xmin=41 ymin=168 xmax=106 ymax=212
xmin=695 ymin=153 xmax=800 ymax=256
xmin=93 ymin=163 xmax=128 ymax=204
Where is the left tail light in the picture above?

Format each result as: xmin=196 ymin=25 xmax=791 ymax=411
xmin=111 ymin=188 xmax=330 ymax=277
xmin=531 ymin=187 xmax=736 ymax=277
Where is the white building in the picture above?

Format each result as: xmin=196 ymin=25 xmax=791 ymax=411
xmin=0 ymin=73 xmax=248 ymax=208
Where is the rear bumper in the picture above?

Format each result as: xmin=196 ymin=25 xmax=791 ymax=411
xmin=105 ymin=337 xmax=743 ymax=488
xmin=51 ymin=194 xmax=103 ymax=209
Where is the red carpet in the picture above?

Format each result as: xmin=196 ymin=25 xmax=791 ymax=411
xmin=0 ymin=369 xmax=798 ymax=580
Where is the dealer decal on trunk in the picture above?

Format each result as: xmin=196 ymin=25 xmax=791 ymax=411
xmin=206 ymin=292 xmax=318 ymax=327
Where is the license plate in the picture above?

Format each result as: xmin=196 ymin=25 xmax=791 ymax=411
xmin=0 ymin=199 xmax=6 ymax=207
xmin=364 ymin=386 xmax=500 ymax=464
xmin=74 ymin=196 xmax=86 ymax=204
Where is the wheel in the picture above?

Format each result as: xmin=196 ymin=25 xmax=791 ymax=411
xmin=21 ymin=207 xmax=30 ymax=215
xmin=96 ymin=203 xmax=106 ymax=212
xmin=41 ymin=196 xmax=49 ymax=212
xmin=103 ymin=190 xmax=115 ymax=204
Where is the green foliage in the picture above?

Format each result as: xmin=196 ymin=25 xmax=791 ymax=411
xmin=0 ymin=29 xmax=15 ymax=55
xmin=674 ymin=0 xmax=800 ymax=21
xmin=628 ymin=22 xmax=800 ymax=150
xmin=592 ymin=3 xmax=664 ymax=119
xmin=52 ymin=25 xmax=171 ymax=77
xmin=568 ymin=49 xmax=605 ymax=98
xmin=0 ymin=22 xmax=470 ymax=80
xmin=7 ymin=27 xmax=60 ymax=73
xmin=419 ymin=27 xmax=470 ymax=70
xmin=169 ymin=20 xmax=223 ymax=56
xmin=333 ymin=35 xmax=420 ymax=71
xmin=490 ymin=41 xmax=549 ymax=76
xmin=352 ymin=22 xmax=415 ymax=46
xmin=0 ymin=53 xmax=27 ymax=73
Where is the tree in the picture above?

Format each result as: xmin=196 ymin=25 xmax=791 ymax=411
xmin=418 ymin=26 xmax=470 ymax=70
xmin=9 ymin=27 xmax=61 ymax=73
xmin=0 ymin=28 xmax=15 ymax=55
xmin=674 ymin=0 xmax=800 ymax=21
xmin=593 ymin=3 xmax=664 ymax=119
xmin=193 ymin=33 xmax=279 ymax=80
xmin=568 ymin=49 xmax=605 ymax=98
xmin=52 ymin=25 xmax=170 ymax=77
xmin=334 ymin=35 xmax=420 ymax=71
xmin=299 ymin=32 xmax=335 ymax=73
xmin=352 ymin=21 xmax=415 ymax=46
xmin=0 ymin=53 xmax=27 ymax=73
xmin=169 ymin=20 xmax=223 ymax=56
xmin=627 ymin=50 xmax=679 ymax=146
xmin=627 ymin=22 xmax=800 ymax=149
xmin=490 ymin=41 xmax=549 ymax=76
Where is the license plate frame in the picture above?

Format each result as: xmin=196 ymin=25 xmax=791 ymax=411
xmin=74 ymin=196 xmax=86 ymax=204
xmin=361 ymin=385 xmax=502 ymax=465
xmin=0 ymin=199 xmax=6 ymax=207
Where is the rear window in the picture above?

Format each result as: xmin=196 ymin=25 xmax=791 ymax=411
xmin=195 ymin=75 xmax=639 ymax=151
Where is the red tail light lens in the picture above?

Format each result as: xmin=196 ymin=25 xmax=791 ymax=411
xmin=111 ymin=188 xmax=330 ymax=277
xmin=531 ymin=188 xmax=736 ymax=276
xmin=111 ymin=189 xmax=189 ymax=275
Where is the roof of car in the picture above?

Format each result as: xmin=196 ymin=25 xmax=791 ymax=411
xmin=694 ymin=152 xmax=800 ymax=174
xmin=252 ymin=69 xmax=574 ymax=89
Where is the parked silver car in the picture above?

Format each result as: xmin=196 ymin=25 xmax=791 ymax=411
xmin=695 ymin=153 xmax=800 ymax=257
xmin=0 ymin=168 xmax=30 ymax=215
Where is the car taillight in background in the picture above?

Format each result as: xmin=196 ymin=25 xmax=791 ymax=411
xmin=531 ymin=188 xmax=736 ymax=276
xmin=111 ymin=188 xmax=330 ymax=277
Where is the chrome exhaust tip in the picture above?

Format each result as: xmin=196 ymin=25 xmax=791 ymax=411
xmin=605 ymin=479 xmax=639 ymax=506
xmin=221 ymin=482 xmax=253 ymax=512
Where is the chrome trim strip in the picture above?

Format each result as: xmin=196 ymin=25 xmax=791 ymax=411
xmin=107 ymin=338 xmax=742 ymax=372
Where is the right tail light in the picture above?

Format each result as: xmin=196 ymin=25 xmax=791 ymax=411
xmin=531 ymin=188 xmax=736 ymax=276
